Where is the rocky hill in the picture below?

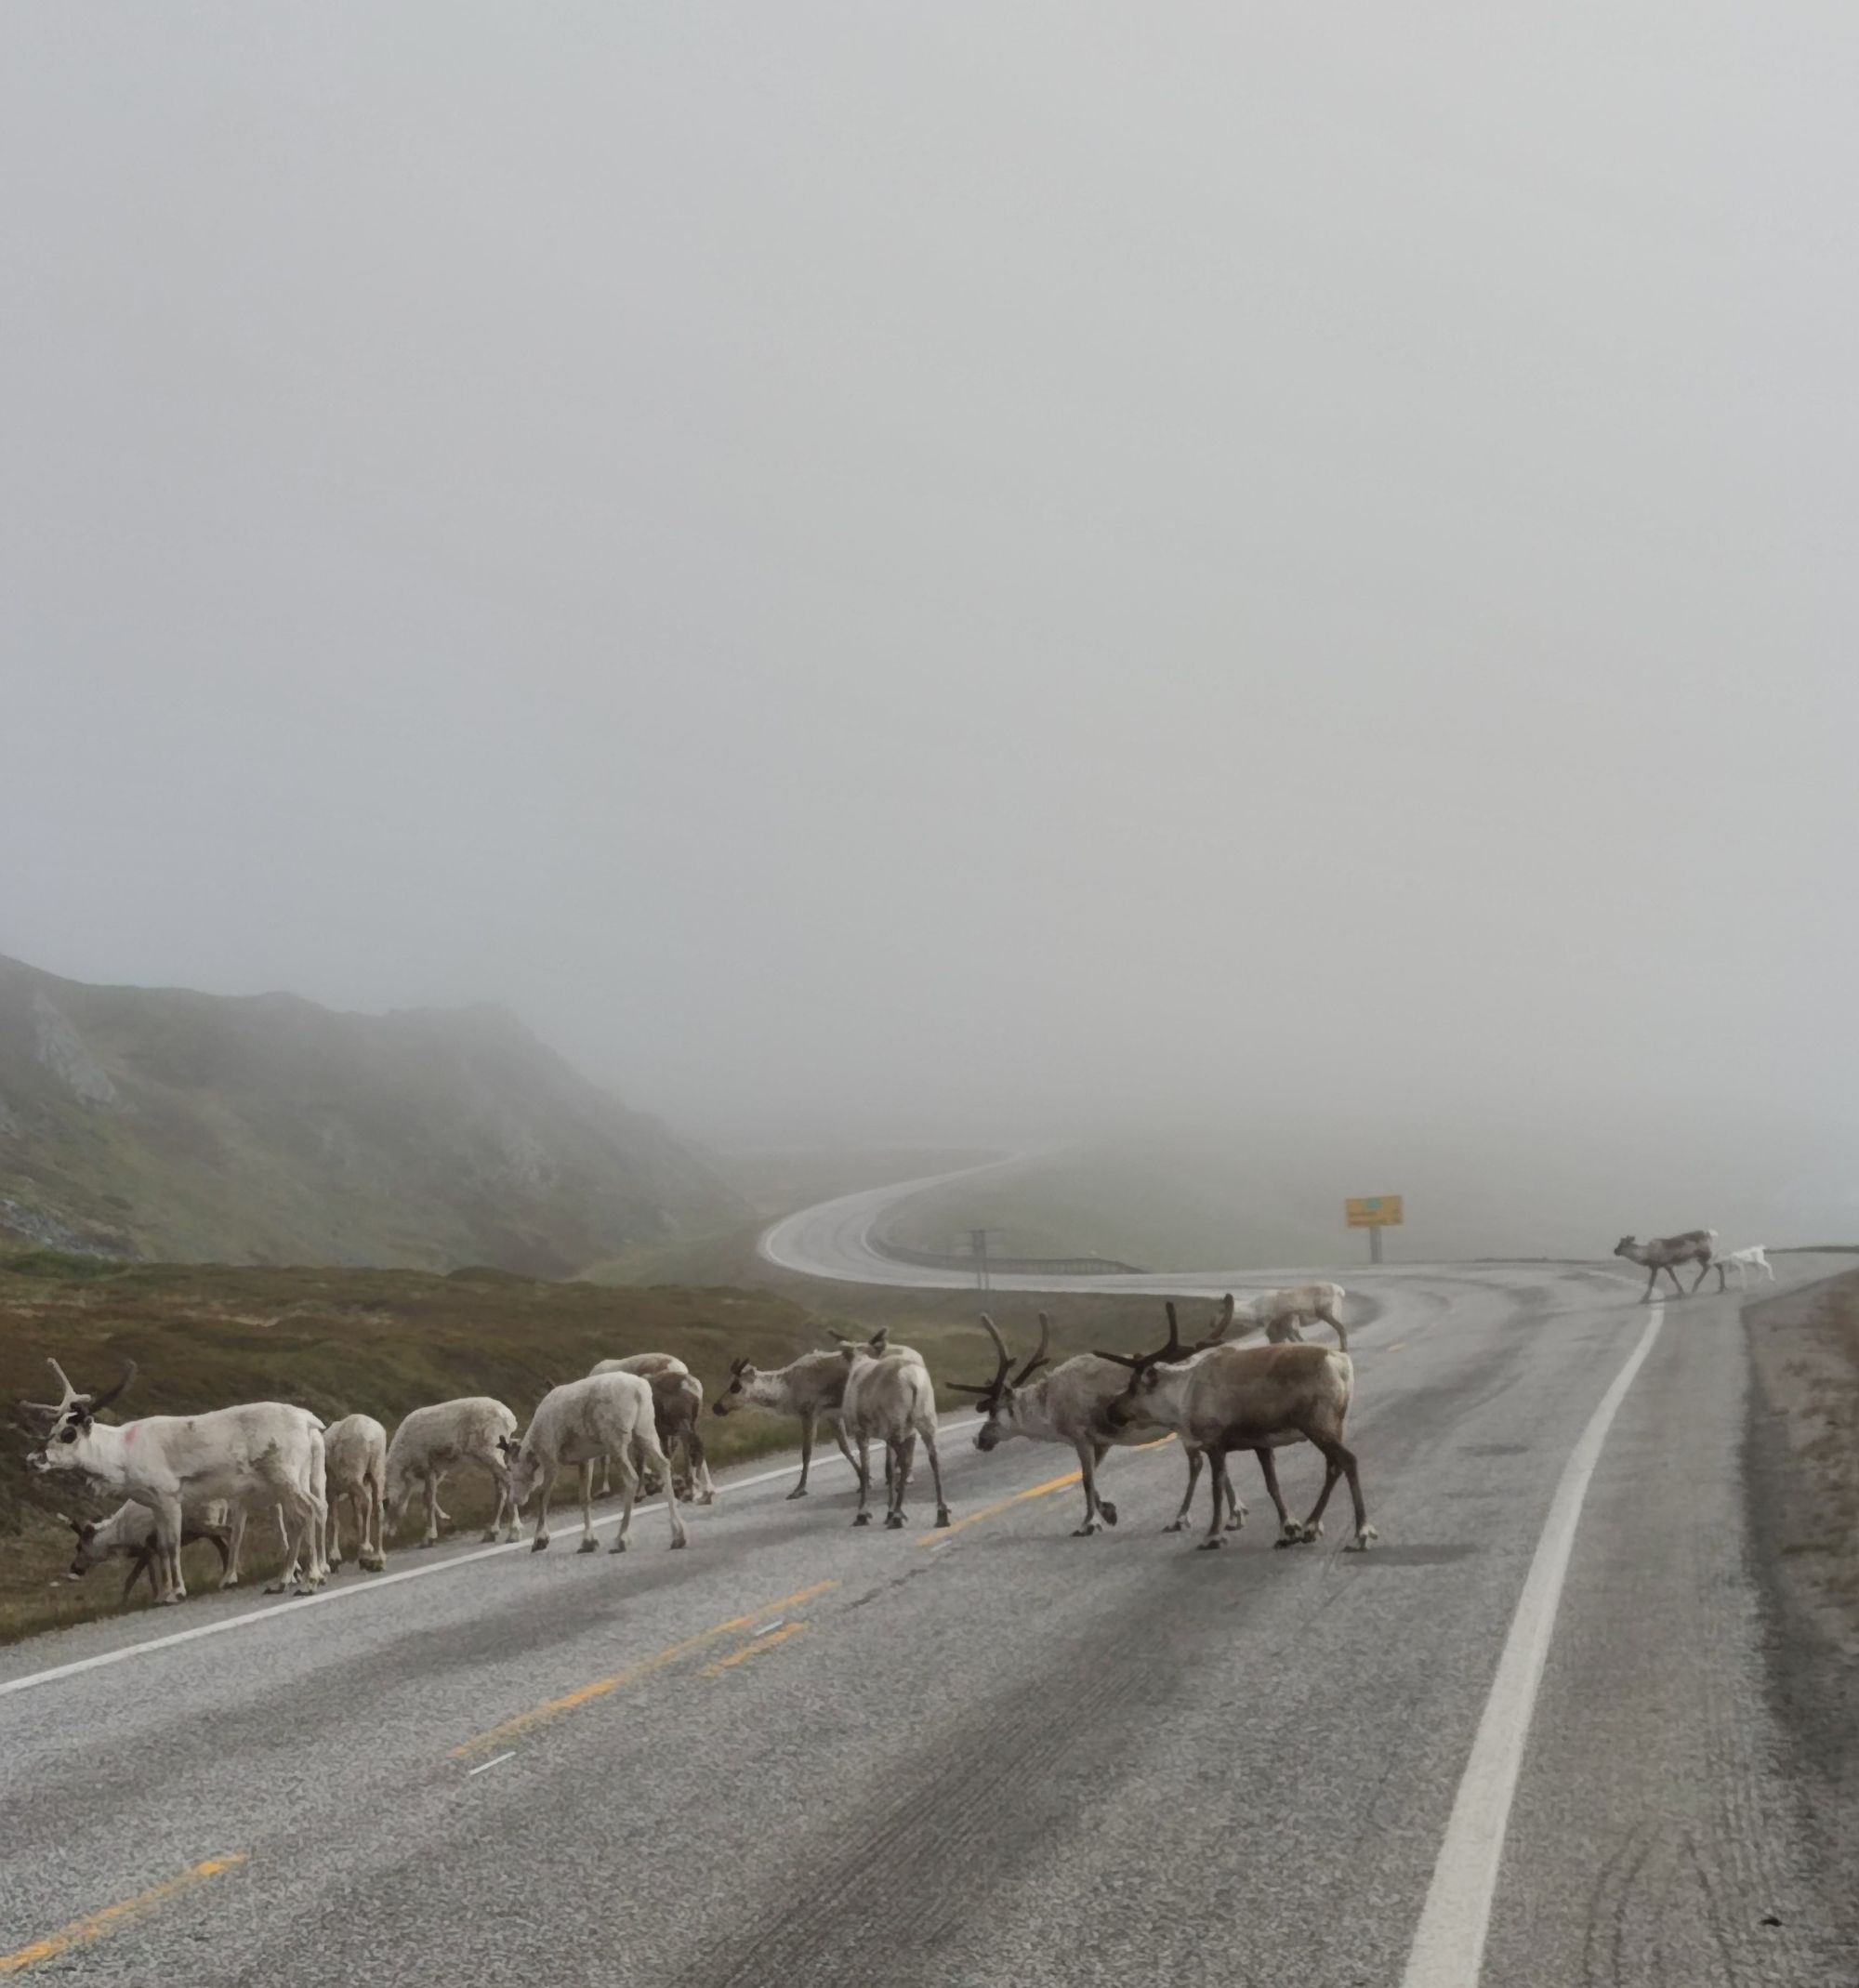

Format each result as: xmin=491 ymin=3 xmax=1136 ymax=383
xmin=0 ymin=955 xmax=743 ymax=1274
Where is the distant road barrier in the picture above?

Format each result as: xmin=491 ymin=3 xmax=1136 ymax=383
xmin=869 ymin=1233 xmax=1147 ymax=1278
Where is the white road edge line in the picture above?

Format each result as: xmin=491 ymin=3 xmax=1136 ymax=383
xmin=465 ymin=1751 xmax=516 ymax=1777
xmin=1399 ymin=1299 xmax=1667 ymax=1988
xmin=0 ymin=1415 xmax=973 ymax=1702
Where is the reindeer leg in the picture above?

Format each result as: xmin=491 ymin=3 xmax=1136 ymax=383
xmin=1198 ymin=1442 xmax=1231 ymax=1548
xmin=576 ymin=1461 xmax=600 ymax=1550
xmin=1167 ymin=1446 xmax=1204 ymax=1532
xmin=609 ymin=1446 xmax=639 ymax=1550
xmin=886 ymin=1434 xmax=916 ymax=1527
xmin=531 ymin=1465 xmax=558 ymax=1550
xmin=789 ymin=1411 xmax=816 ymax=1499
xmin=1693 ymin=1262 xmax=1712 ymax=1294
xmin=1073 ymin=1441 xmax=1111 ymax=1534
xmin=1253 ymin=1447 xmax=1295 ymax=1541
xmin=1220 ymin=1455 xmax=1248 ymax=1529
xmin=1323 ymin=1310 xmax=1350 ymax=1353
xmin=851 ymin=1434 xmax=874 ymax=1526
xmin=422 ymin=1475 xmax=442 ymax=1547
xmin=1641 ymin=1266 xmax=1658 ymax=1303
xmin=922 ymin=1422 xmax=952 ymax=1528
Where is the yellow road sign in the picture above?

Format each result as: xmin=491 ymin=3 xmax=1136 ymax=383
xmin=1346 ymin=1196 xmax=1404 ymax=1228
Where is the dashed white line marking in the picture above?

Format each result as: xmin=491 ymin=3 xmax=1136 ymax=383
xmin=465 ymin=1751 xmax=515 ymax=1777
xmin=1399 ymin=1300 xmax=1667 ymax=1988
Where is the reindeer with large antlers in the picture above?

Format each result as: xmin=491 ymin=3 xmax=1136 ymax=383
xmin=953 ymin=1308 xmax=1249 ymax=1536
xmin=1096 ymin=1320 xmax=1376 ymax=1554
xmin=20 ymin=1358 xmax=330 ymax=1601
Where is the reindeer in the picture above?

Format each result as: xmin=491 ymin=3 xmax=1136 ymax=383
xmin=839 ymin=1331 xmax=950 ymax=1530
xmin=322 ymin=1414 xmax=389 ymax=1573
xmin=1229 ymin=1283 xmax=1350 ymax=1351
xmin=20 ymin=1359 xmax=329 ymax=1601
xmin=58 ymin=1501 xmax=237 ymax=1602
xmin=711 ymin=1349 xmax=863 ymax=1496
xmin=1614 ymin=1229 xmax=1717 ymax=1301
xmin=384 ymin=1397 xmax=522 ymax=1547
xmin=1097 ymin=1331 xmax=1375 ymax=1554
xmin=645 ymin=1368 xmax=715 ymax=1506
xmin=590 ymin=1355 xmax=687 ymax=1496
xmin=1710 ymin=1244 xmax=1774 ymax=1290
xmin=498 ymin=1371 xmax=686 ymax=1554
xmin=952 ymin=1309 xmax=1247 ymax=1537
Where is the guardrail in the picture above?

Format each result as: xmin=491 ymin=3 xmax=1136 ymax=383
xmin=869 ymin=1233 xmax=1147 ymax=1278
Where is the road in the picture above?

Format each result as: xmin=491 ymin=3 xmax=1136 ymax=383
xmin=0 ymin=1196 xmax=1852 ymax=1982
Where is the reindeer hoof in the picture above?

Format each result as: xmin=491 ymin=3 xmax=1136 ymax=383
xmin=263 ymin=1580 xmax=287 ymax=1594
xmin=884 ymin=1512 xmax=907 ymax=1529
xmin=1346 ymin=1527 xmax=1379 ymax=1552
xmin=1073 ymin=1521 xmax=1103 ymax=1536
xmin=577 ymin=1537 xmax=600 ymax=1554
xmin=785 ymin=1484 xmax=809 ymax=1500
xmin=480 ymin=1529 xmax=500 ymax=1544
xmin=362 ymin=1556 xmax=386 ymax=1573
xmin=609 ymin=1536 xmax=627 ymax=1553
xmin=852 ymin=1512 xmax=872 ymax=1527
xmin=1163 ymin=1520 xmax=1187 ymax=1534
xmin=160 ymin=1591 xmax=186 ymax=1605
xmin=530 ymin=1535 xmax=549 ymax=1553
xmin=668 ymin=1534 xmax=688 ymax=1550
xmin=418 ymin=1537 xmax=441 ymax=1549
xmin=933 ymin=1509 xmax=951 ymax=1529
xmin=1099 ymin=1501 xmax=1118 ymax=1526
xmin=1196 ymin=1536 xmax=1226 ymax=1551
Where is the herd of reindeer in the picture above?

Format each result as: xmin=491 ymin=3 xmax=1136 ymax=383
xmin=15 ymin=1226 xmax=1772 ymax=1610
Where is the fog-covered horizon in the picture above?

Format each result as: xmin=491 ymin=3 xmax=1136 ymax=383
xmin=6 ymin=9 xmax=1854 ymax=1220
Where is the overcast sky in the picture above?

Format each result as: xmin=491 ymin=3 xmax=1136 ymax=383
xmin=4 ymin=7 xmax=1854 ymax=1167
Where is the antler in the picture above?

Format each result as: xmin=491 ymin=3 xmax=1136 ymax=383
xmin=86 ymin=1359 xmax=136 ymax=1416
xmin=1014 ymin=1313 xmax=1053 ymax=1389
xmin=1095 ymin=1300 xmax=1194 ymax=1375
xmin=46 ymin=1359 xmax=82 ymax=1407
xmin=1199 ymin=1294 xmax=1237 ymax=1348
xmin=947 ymin=1313 xmax=1014 ymax=1398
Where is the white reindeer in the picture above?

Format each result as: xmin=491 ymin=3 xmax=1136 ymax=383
xmin=1710 ymin=1245 xmax=1774 ymax=1290
xmin=499 ymin=1372 xmax=688 ymax=1555
xmin=1614 ymin=1229 xmax=1717 ymax=1301
xmin=384 ymin=1397 xmax=522 ymax=1547
xmin=591 ymin=1355 xmax=686 ymax=1495
xmin=711 ymin=1349 xmax=862 ymax=1496
xmin=322 ymin=1414 xmax=389 ymax=1573
xmin=1098 ymin=1335 xmax=1376 ymax=1553
xmin=840 ymin=1331 xmax=951 ymax=1531
xmin=21 ymin=1360 xmax=328 ymax=1602
xmin=1230 ymin=1283 xmax=1350 ymax=1351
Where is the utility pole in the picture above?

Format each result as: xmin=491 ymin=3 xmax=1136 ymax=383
xmin=967 ymin=1227 xmax=1001 ymax=1292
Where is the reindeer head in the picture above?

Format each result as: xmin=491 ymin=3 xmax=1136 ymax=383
xmin=951 ymin=1313 xmax=1051 ymax=1451
xmin=1095 ymin=1303 xmax=1208 ymax=1429
xmin=496 ymin=1431 xmax=541 ymax=1508
xmin=59 ymin=1513 xmax=108 ymax=1581
xmin=713 ymin=1356 xmax=757 ymax=1417
xmin=20 ymin=1358 xmax=136 ymax=1475
xmin=1613 ymin=1237 xmax=1638 ymax=1260
xmin=830 ymin=1327 xmax=888 ymax=1367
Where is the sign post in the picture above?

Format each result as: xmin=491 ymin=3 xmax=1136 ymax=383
xmin=1345 ymin=1196 xmax=1404 ymax=1264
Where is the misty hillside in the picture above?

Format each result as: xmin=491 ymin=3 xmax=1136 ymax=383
xmin=0 ymin=955 xmax=744 ymax=1274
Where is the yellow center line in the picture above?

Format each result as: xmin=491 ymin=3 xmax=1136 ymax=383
xmin=917 ymin=1434 xmax=1176 ymax=1547
xmin=0 ymin=1854 xmax=247 ymax=1976
xmin=698 ymin=1621 xmax=811 ymax=1677
xmin=449 ymin=1579 xmax=838 ymax=1758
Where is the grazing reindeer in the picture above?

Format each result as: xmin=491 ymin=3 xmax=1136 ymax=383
xmin=645 ymin=1368 xmax=716 ymax=1506
xmin=839 ymin=1331 xmax=950 ymax=1530
xmin=59 ymin=1501 xmax=236 ymax=1602
xmin=499 ymin=1372 xmax=687 ymax=1555
xmin=1097 ymin=1332 xmax=1374 ymax=1554
xmin=954 ymin=1310 xmax=1246 ymax=1536
xmin=1614 ymin=1229 xmax=1717 ymax=1301
xmin=384 ymin=1398 xmax=521 ymax=1547
xmin=322 ymin=1414 xmax=389 ymax=1573
xmin=712 ymin=1349 xmax=862 ymax=1497
xmin=1711 ymin=1245 xmax=1774 ymax=1290
xmin=591 ymin=1355 xmax=687 ymax=1496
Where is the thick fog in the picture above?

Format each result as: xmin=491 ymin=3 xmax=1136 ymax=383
xmin=4 ymin=9 xmax=1854 ymax=1239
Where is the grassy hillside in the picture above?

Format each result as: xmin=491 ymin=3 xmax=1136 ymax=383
xmin=0 ymin=954 xmax=744 ymax=1274
xmin=0 ymin=1249 xmax=1181 ymax=1643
